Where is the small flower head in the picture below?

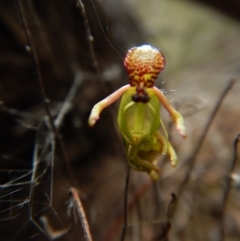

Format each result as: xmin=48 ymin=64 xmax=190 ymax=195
xmin=124 ymin=45 xmax=165 ymax=89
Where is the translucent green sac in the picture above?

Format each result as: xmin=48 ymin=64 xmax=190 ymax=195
xmin=117 ymin=88 xmax=160 ymax=147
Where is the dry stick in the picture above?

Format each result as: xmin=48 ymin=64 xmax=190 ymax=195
xmin=163 ymin=79 xmax=236 ymax=238
xmin=17 ymin=0 xmax=76 ymax=186
xmin=70 ymin=188 xmax=93 ymax=241
xmin=219 ymin=133 xmax=240 ymax=241
xmin=178 ymin=79 xmax=236 ymax=195
xmin=120 ymin=166 xmax=131 ymax=241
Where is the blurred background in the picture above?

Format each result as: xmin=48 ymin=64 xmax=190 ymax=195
xmin=0 ymin=0 xmax=240 ymax=240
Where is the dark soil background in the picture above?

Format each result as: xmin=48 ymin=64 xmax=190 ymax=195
xmin=0 ymin=1 xmax=240 ymax=241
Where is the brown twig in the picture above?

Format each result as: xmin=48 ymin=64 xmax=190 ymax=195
xmin=163 ymin=79 xmax=236 ymax=237
xmin=178 ymin=78 xmax=236 ymax=196
xmin=70 ymin=187 xmax=93 ymax=241
xmin=219 ymin=133 xmax=240 ymax=241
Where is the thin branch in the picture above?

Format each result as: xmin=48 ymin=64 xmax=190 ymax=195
xmin=120 ymin=166 xmax=130 ymax=241
xmin=76 ymin=0 xmax=102 ymax=82
xmin=54 ymin=72 xmax=83 ymax=129
xmin=219 ymin=133 xmax=240 ymax=241
xmin=70 ymin=187 xmax=93 ymax=241
xmin=162 ymin=79 xmax=236 ymax=237
xmin=16 ymin=0 xmax=76 ymax=186
xmin=178 ymin=78 xmax=236 ymax=195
